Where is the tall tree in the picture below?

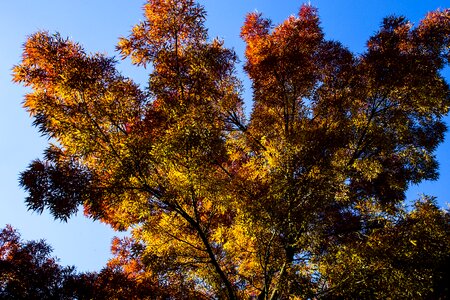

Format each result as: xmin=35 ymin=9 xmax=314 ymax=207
xmin=239 ymin=6 xmax=450 ymax=298
xmin=13 ymin=0 xmax=450 ymax=298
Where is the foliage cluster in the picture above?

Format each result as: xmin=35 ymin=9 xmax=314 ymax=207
xmin=12 ymin=0 xmax=450 ymax=298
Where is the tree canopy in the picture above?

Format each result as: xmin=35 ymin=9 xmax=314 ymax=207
xmin=0 ymin=225 xmax=176 ymax=299
xmin=13 ymin=0 xmax=450 ymax=298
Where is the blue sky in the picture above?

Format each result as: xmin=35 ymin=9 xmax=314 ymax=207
xmin=1 ymin=0 xmax=449 ymax=272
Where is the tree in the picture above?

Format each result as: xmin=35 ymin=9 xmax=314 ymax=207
xmin=0 ymin=225 xmax=186 ymax=299
xmin=0 ymin=225 xmax=76 ymax=299
xmin=13 ymin=0 xmax=450 ymax=298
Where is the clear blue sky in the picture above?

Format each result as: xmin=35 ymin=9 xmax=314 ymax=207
xmin=1 ymin=0 xmax=449 ymax=272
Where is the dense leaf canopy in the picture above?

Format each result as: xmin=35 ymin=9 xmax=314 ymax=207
xmin=0 ymin=225 xmax=175 ymax=299
xmin=13 ymin=0 xmax=450 ymax=298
